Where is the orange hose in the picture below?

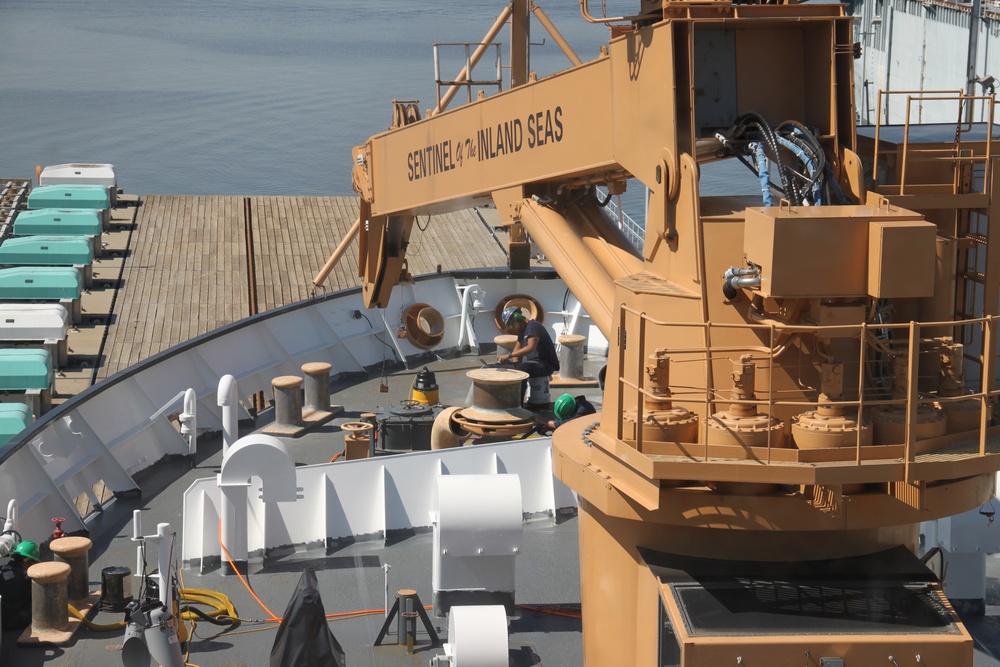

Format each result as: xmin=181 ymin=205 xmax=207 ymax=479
xmin=217 ymin=520 xmax=279 ymax=621
xmin=218 ymin=520 xmax=439 ymax=623
xmin=329 ymin=451 xmax=343 ymax=463
xmin=516 ymin=604 xmax=582 ymax=620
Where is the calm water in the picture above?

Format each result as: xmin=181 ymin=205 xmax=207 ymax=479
xmin=0 ymin=0 xmax=613 ymax=197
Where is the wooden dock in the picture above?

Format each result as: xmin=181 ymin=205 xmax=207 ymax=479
xmin=85 ymin=195 xmax=510 ymax=382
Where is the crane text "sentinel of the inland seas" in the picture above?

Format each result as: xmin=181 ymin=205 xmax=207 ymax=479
xmin=406 ymin=107 xmax=564 ymax=182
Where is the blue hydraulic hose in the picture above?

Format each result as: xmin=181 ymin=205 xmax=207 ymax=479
xmin=776 ymin=134 xmax=821 ymax=205
xmin=749 ymin=142 xmax=772 ymax=206
xmin=823 ymin=162 xmax=850 ymax=204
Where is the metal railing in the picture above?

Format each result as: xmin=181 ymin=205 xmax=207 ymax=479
xmin=597 ymin=187 xmax=645 ymax=251
xmin=614 ymin=306 xmax=1000 ymax=477
xmin=873 ymin=90 xmax=997 ymax=196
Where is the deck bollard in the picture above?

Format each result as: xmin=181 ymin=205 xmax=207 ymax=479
xmin=494 ymin=334 xmax=518 ymax=357
xmin=301 ymin=362 xmax=332 ymax=413
xmin=467 ymin=368 xmax=526 ymax=411
xmin=271 ymin=375 xmax=304 ymax=428
xmin=557 ymin=334 xmax=586 ymax=380
xmin=27 ymin=561 xmax=71 ymax=634
xmin=49 ymin=536 xmax=93 ymax=601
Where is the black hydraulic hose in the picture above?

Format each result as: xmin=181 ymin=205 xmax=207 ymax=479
xmin=180 ymin=605 xmax=237 ymax=626
xmin=778 ymin=120 xmax=827 ymax=188
xmin=595 ymin=187 xmax=613 ymax=207
xmin=779 ymin=121 xmax=825 ymax=163
xmin=781 ymin=121 xmax=830 ymax=205
xmin=736 ymin=112 xmax=798 ymax=204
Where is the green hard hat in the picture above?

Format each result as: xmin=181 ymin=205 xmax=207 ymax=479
xmin=554 ymin=394 xmax=577 ymax=421
xmin=14 ymin=540 xmax=39 ymax=561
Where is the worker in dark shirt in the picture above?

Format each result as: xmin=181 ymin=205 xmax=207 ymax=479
xmin=544 ymin=394 xmax=597 ymax=430
xmin=496 ymin=306 xmax=559 ymax=375
xmin=1 ymin=540 xmax=39 ymax=630
xmin=494 ymin=306 xmax=559 ymax=405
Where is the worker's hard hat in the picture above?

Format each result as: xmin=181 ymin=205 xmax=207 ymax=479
xmin=554 ymin=394 xmax=578 ymax=420
xmin=13 ymin=540 xmax=39 ymax=561
xmin=501 ymin=306 xmax=525 ymax=326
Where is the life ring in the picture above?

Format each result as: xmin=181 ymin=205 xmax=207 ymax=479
xmin=493 ymin=294 xmax=544 ymax=330
xmin=403 ymin=303 xmax=445 ymax=349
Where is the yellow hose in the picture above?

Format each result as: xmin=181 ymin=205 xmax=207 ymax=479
xmin=178 ymin=587 xmax=239 ymax=621
xmin=66 ymin=587 xmax=240 ymax=633
xmin=68 ymin=603 xmax=126 ymax=631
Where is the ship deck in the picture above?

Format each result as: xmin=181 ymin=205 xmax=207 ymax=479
xmin=0 ymin=187 xmax=594 ymax=665
xmin=0 ymin=353 xmax=596 ymax=666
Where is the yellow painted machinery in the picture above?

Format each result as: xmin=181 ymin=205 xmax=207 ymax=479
xmin=337 ymin=0 xmax=1000 ymax=664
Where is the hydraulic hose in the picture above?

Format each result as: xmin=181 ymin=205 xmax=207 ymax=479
xmin=735 ymin=111 xmax=797 ymax=204
xmin=68 ymin=603 xmax=127 ymax=631
xmin=66 ymin=587 xmax=239 ymax=633
xmin=181 ymin=605 xmax=234 ymax=626
xmin=775 ymin=135 xmax=820 ymax=204
xmin=178 ymin=587 xmax=239 ymax=622
xmin=749 ymin=142 xmax=772 ymax=206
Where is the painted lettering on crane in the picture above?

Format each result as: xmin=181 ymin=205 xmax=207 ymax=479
xmin=405 ymin=106 xmax=564 ymax=182
xmin=406 ymin=141 xmax=457 ymax=182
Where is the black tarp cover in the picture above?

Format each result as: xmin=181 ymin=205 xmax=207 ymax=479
xmin=270 ymin=568 xmax=347 ymax=667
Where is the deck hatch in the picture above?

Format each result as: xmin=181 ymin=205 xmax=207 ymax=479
xmin=641 ymin=546 xmax=961 ymax=637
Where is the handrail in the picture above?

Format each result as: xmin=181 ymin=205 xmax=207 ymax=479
xmin=432 ymin=6 xmax=511 ymax=116
xmin=614 ymin=305 xmax=1000 ymax=470
xmin=579 ymin=0 xmax=650 ymax=24
xmin=873 ymin=89 xmax=996 ymax=196
xmin=596 ymin=186 xmax=644 ymax=250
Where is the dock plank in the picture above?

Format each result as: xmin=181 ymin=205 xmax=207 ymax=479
xmin=97 ymin=195 xmax=510 ymax=380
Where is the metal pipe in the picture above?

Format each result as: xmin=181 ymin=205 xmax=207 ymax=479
xmin=156 ymin=523 xmax=171 ymax=610
xmin=181 ymin=388 xmax=197 ymax=458
xmin=433 ymin=5 xmax=512 ymax=116
xmin=457 ymin=285 xmax=472 ymax=348
xmin=431 ymin=407 xmax=469 ymax=450
xmin=456 ymin=284 xmax=481 ymax=349
xmin=579 ymin=0 xmax=648 ymax=24
xmin=312 ymin=216 xmax=361 ymax=289
xmin=4 ymin=499 xmax=17 ymax=534
xmin=531 ymin=6 xmax=582 ymax=66
xmin=883 ymin=0 xmax=896 ymax=122
xmin=217 ymin=375 xmax=239 ymax=456
xmin=517 ymin=198 xmax=642 ymax=339
xmin=566 ymin=298 xmax=582 ymax=337
xmin=965 ymin=0 xmax=983 ymax=123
